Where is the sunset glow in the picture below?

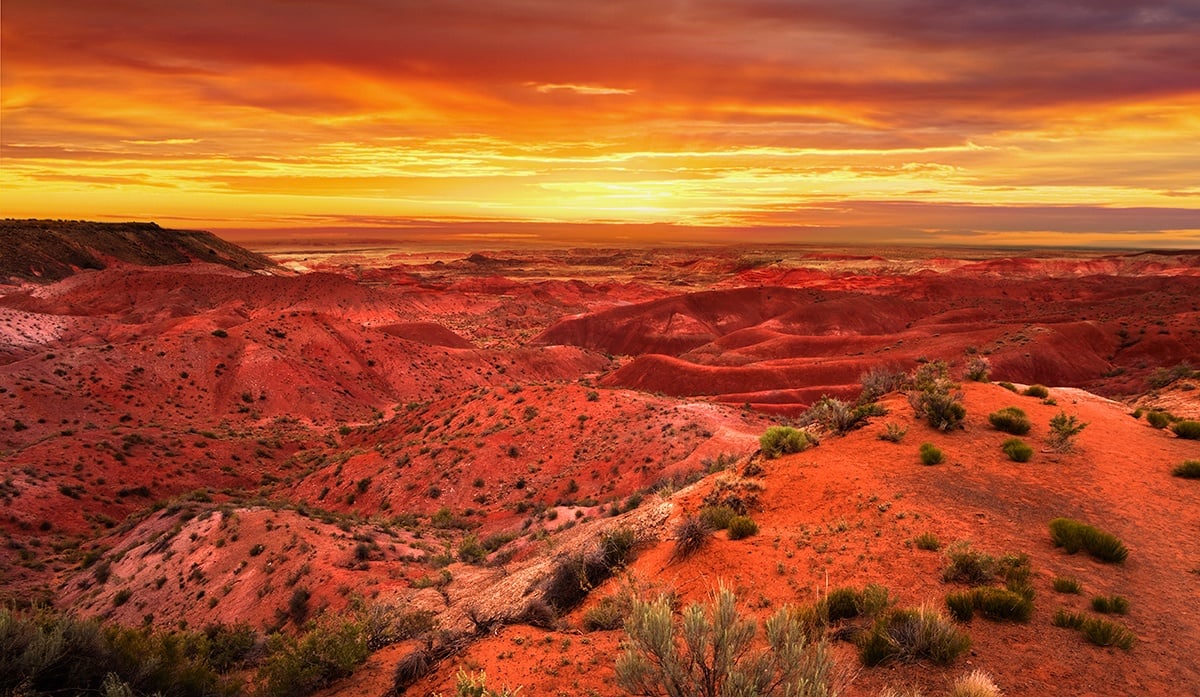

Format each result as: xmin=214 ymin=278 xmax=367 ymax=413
xmin=2 ymin=1 xmax=1199 ymax=246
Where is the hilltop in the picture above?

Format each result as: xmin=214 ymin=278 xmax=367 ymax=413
xmin=0 ymin=219 xmax=282 ymax=283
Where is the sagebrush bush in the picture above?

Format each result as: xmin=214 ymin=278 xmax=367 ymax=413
xmin=857 ymin=605 xmax=970 ymax=666
xmin=1170 ymin=420 xmax=1200 ymax=439
xmin=1145 ymin=410 xmax=1172 ymax=429
xmin=1049 ymin=518 xmax=1128 ymax=563
xmin=963 ymin=357 xmax=990 ymax=382
xmin=726 ymin=515 xmax=759 ymax=540
xmin=617 ymin=585 xmax=835 ymax=697
xmin=1173 ymin=460 xmax=1200 ymax=479
xmin=988 ymin=407 xmax=1031 ymax=435
xmin=1001 ymin=438 xmax=1033 ymax=462
xmin=1091 ymin=595 xmax=1130 ymax=615
xmin=1052 ymin=576 xmax=1082 ymax=594
xmin=759 ymin=426 xmax=813 ymax=458
xmin=582 ymin=593 xmax=630 ymax=632
xmin=803 ymin=396 xmax=880 ymax=434
xmin=1023 ymin=384 xmax=1050 ymax=398
xmin=919 ymin=442 xmax=944 ymax=465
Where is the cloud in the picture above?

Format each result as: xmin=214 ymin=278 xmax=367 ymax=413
xmin=530 ymin=83 xmax=635 ymax=96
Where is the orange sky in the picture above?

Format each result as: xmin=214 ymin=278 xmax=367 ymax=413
xmin=2 ymin=0 xmax=1199 ymax=247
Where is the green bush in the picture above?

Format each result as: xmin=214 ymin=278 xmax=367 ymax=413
xmin=1023 ymin=385 xmax=1050 ymax=398
xmin=257 ymin=619 xmax=369 ymax=697
xmin=914 ymin=532 xmax=941 ymax=551
xmin=919 ymin=442 xmax=944 ymax=465
xmin=945 ymin=587 xmax=1031 ymax=623
xmin=1091 ymin=595 xmax=1130 ymax=615
xmin=1173 ymin=460 xmax=1200 ymax=479
xmin=1055 ymin=610 xmax=1135 ymax=649
xmin=988 ymin=407 xmax=1031 ymax=435
xmin=759 ymin=426 xmax=813 ymax=459
xmin=726 ymin=516 xmax=759 ymax=540
xmin=1048 ymin=411 xmax=1088 ymax=452
xmin=1049 ymin=518 xmax=1128 ymax=563
xmin=997 ymin=382 xmax=1018 ymax=393
xmin=1052 ymin=576 xmax=1082 ymax=594
xmin=1170 ymin=420 xmax=1200 ymax=439
xmin=910 ymin=390 xmax=967 ymax=431
xmin=1001 ymin=438 xmax=1033 ymax=462
xmin=945 ymin=591 xmax=975 ymax=622
xmin=699 ymin=505 xmax=736 ymax=531
xmin=857 ymin=605 xmax=970 ymax=666
xmin=1145 ymin=411 xmax=1172 ymax=429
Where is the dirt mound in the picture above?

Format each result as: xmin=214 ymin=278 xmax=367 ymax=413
xmin=0 ymin=220 xmax=281 ymax=283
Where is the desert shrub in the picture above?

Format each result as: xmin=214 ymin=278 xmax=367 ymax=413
xmin=671 ymin=515 xmax=713 ymax=561
xmin=616 ymin=585 xmax=834 ymax=697
xmin=914 ymin=532 xmax=941 ymax=551
xmin=963 ymin=357 xmax=990 ymax=382
xmin=1170 ymin=420 xmax=1200 ymax=439
xmin=1055 ymin=610 xmax=1135 ymax=649
xmin=919 ymin=442 xmax=944 ymax=465
xmin=803 ymin=396 xmax=861 ymax=434
xmin=1078 ymin=616 xmax=1136 ymax=650
xmin=1047 ymin=411 xmax=1087 ymax=452
xmin=997 ymin=381 xmax=1017 ymax=392
xmin=256 ymin=618 xmax=370 ymax=697
xmin=582 ymin=594 xmax=628 ymax=632
xmin=988 ymin=407 xmax=1031 ymax=435
xmin=948 ymin=669 xmax=1001 ymax=697
xmin=210 ymin=328 xmax=228 ymax=338
xmin=820 ymin=587 xmax=864 ymax=623
xmin=540 ymin=527 xmax=636 ymax=613
xmin=390 ymin=630 xmax=470 ymax=695
xmin=907 ymin=360 xmax=951 ymax=391
xmin=945 ymin=591 xmax=975 ymax=622
xmin=860 ymin=366 xmax=906 ymax=402
xmin=971 ymin=587 xmax=1033 ymax=622
xmin=726 ymin=515 xmax=759 ymax=540
xmin=942 ymin=543 xmax=996 ymax=585
xmin=909 ymin=390 xmax=966 ymax=431
xmin=1001 ymin=438 xmax=1033 ymax=462
xmin=1052 ymin=576 xmax=1082 ymax=594
xmin=878 ymin=422 xmax=907 ymax=443
xmin=699 ymin=504 xmax=736 ymax=531
xmin=1049 ymin=518 xmax=1128 ymax=563
xmin=1145 ymin=410 xmax=1172 ymax=429
xmin=759 ymin=426 xmax=813 ymax=458
xmin=1147 ymin=361 xmax=1194 ymax=389
xmin=1023 ymin=384 xmax=1049 ymax=398
xmin=1173 ymin=460 xmax=1200 ymax=479
xmin=857 ymin=605 xmax=970 ymax=667
xmin=457 ymin=535 xmax=486 ymax=564
xmin=1091 ymin=595 xmax=1130 ymax=615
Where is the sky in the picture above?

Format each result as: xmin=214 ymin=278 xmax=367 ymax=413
xmin=2 ymin=0 xmax=1199 ymax=248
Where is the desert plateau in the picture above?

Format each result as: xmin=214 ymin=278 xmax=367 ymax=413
xmin=0 ymin=220 xmax=1197 ymax=697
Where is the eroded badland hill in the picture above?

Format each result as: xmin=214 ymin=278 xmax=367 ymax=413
xmin=1 ymin=221 xmax=1198 ymax=697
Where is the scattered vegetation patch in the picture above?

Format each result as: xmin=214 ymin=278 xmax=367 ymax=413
xmin=857 ymin=605 xmax=970 ymax=667
xmin=1001 ymin=438 xmax=1034 ymax=463
xmin=1023 ymin=385 xmax=1050 ymax=398
xmin=1053 ymin=610 xmax=1135 ymax=650
xmin=1172 ymin=460 xmax=1200 ymax=479
xmin=919 ymin=442 xmax=944 ymax=465
xmin=1170 ymin=420 xmax=1200 ymax=439
xmin=1049 ymin=518 xmax=1128 ymax=563
xmin=758 ymin=426 xmax=813 ymax=458
xmin=988 ymin=407 xmax=1031 ymax=435
xmin=945 ymin=587 xmax=1033 ymax=623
